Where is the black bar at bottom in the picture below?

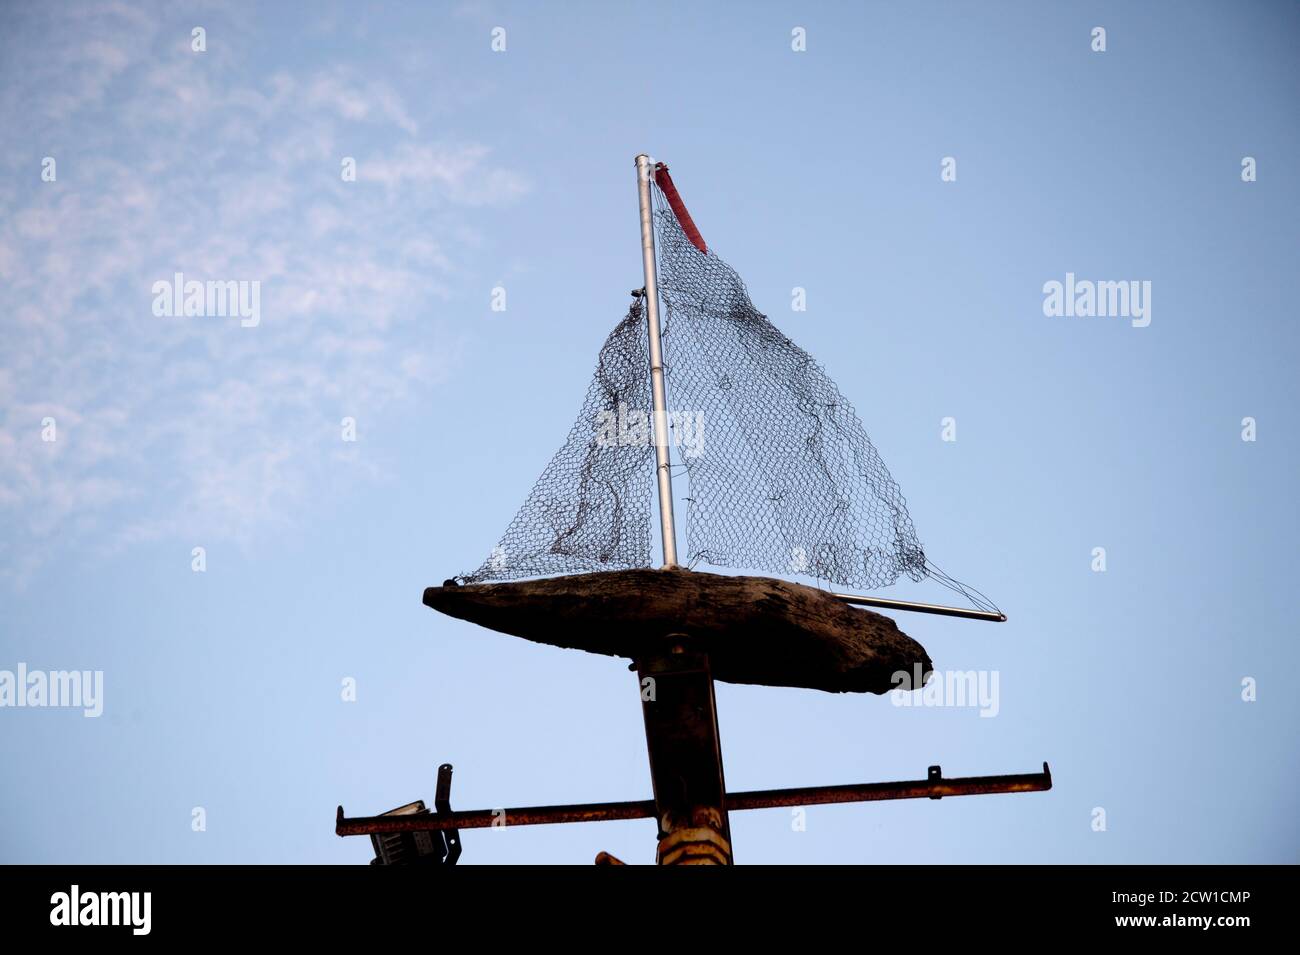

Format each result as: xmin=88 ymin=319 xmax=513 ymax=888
xmin=1 ymin=864 xmax=1280 ymax=940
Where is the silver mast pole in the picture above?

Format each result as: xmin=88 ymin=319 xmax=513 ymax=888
xmin=635 ymin=153 xmax=679 ymax=568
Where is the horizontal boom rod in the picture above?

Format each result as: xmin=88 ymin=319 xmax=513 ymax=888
xmin=830 ymin=592 xmax=1006 ymax=622
xmin=336 ymin=764 xmax=1050 ymax=835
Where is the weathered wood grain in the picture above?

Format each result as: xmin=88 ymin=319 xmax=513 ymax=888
xmin=423 ymin=568 xmax=931 ymax=695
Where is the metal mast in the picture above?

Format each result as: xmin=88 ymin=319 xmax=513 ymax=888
xmin=634 ymin=153 xmax=679 ymax=569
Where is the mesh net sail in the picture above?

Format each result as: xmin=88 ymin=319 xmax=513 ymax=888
xmin=461 ymin=303 xmax=656 ymax=581
xmin=460 ymin=167 xmax=990 ymax=609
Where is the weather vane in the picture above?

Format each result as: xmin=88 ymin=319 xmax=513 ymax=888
xmin=336 ymin=154 xmax=1051 ymax=865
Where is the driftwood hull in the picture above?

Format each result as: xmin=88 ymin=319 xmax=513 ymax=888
xmin=423 ymin=568 xmax=931 ymax=695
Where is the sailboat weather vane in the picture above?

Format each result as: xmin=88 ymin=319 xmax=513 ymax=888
xmin=335 ymin=154 xmax=1051 ymax=865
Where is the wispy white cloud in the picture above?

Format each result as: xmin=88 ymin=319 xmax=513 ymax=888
xmin=364 ymin=143 xmax=530 ymax=204
xmin=0 ymin=2 xmax=528 ymax=583
xmin=303 ymin=69 xmax=420 ymax=134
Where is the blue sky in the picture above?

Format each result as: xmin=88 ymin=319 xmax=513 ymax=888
xmin=1 ymin=0 xmax=1297 ymax=864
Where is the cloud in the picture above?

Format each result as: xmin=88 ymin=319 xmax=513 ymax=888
xmin=303 ymin=69 xmax=420 ymax=135
xmin=364 ymin=144 xmax=530 ymax=204
xmin=0 ymin=2 xmax=528 ymax=583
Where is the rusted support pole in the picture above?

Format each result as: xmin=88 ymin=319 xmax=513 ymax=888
xmin=726 ymin=763 xmax=1053 ymax=809
xmin=336 ymin=800 xmax=654 ymax=835
xmin=637 ymin=639 xmax=732 ymax=864
xmin=335 ymin=764 xmax=1053 ymax=836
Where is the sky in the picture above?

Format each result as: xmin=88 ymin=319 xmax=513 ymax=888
xmin=0 ymin=0 xmax=1297 ymax=865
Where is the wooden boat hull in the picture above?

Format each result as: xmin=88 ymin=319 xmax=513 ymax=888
xmin=423 ymin=568 xmax=931 ymax=695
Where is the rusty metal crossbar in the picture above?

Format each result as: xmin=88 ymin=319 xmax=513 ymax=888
xmin=336 ymin=763 xmax=1051 ymax=837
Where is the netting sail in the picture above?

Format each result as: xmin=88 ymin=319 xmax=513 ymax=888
xmin=462 ymin=303 xmax=657 ymax=581
xmin=459 ymin=165 xmax=996 ymax=614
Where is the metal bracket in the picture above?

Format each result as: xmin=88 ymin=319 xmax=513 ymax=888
xmin=435 ymin=763 xmax=462 ymax=865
